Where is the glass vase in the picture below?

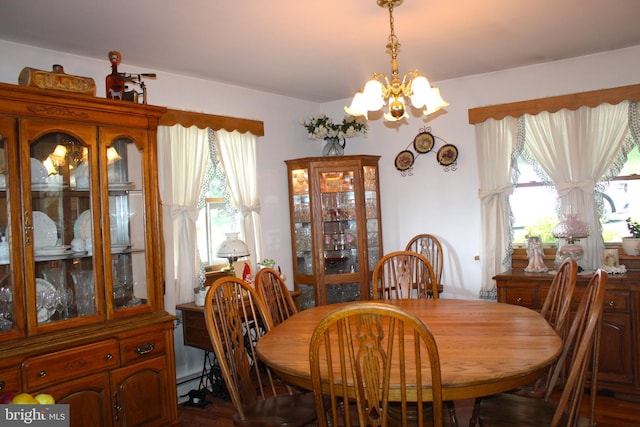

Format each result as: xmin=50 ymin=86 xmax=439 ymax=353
xmin=322 ymin=138 xmax=344 ymax=156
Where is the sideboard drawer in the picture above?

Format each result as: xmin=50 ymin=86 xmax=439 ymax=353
xmin=0 ymin=367 xmax=21 ymax=394
xmin=23 ymin=340 xmax=120 ymax=390
xmin=120 ymin=331 xmax=166 ymax=366
xmin=603 ymin=290 xmax=629 ymax=312
xmin=503 ymin=288 xmax=537 ymax=308
xmin=571 ymin=289 xmax=629 ymax=313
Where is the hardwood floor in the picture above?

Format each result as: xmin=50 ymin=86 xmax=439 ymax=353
xmin=177 ymin=391 xmax=640 ymax=426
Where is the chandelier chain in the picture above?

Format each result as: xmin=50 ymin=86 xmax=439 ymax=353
xmin=388 ymin=5 xmax=398 ymax=45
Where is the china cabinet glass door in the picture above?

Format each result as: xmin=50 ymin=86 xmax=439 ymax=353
xmin=25 ymin=123 xmax=101 ymax=329
xmin=291 ymin=168 xmax=312 ymax=275
xmin=364 ymin=165 xmax=381 ymax=274
xmin=106 ymin=137 xmax=148 ymax=312
xmin=319 ymin=167 xmax=361 ymax=304
xmin=0 ymin=123 xmax=24 ymax=341
xmin=100 ymin=127 xmax=153 ymax=318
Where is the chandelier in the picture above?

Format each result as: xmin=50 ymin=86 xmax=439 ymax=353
xmin=345 ymin=0 xmax=448 ymax=122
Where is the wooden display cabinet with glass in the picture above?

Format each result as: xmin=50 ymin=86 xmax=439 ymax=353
xmin=0 ymin=82 xmax=178 ymax=426
xmin=286 ymin=155 xmax=382 ymax=308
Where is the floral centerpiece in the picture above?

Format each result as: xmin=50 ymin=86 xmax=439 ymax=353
xmin=300 ymin=114 xmax=368 ymax=155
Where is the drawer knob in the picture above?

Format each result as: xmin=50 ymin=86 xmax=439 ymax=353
xmin=516 ymin=297 xmax=523 ymax=304
xmin=38 ymin=370 xmax=47 ymax=378
xmin=0 ymin=380 xmax=5 ymax=390
xmin=135 ymin=343 xmax=155 ymax=356
xmin=608 ymin=300 xmax=616 ymax=307
xmin=106 ymin=353 xmax=113 ymax=360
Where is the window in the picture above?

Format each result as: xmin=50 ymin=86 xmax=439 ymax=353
xmin=195 ymin=142 xmax=241 ymax=266
xmin=511 ymin=145 xmax=640 ymax=244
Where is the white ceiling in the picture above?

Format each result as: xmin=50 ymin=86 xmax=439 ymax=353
xmin=1 ymin=0 xmax=640 ymax=103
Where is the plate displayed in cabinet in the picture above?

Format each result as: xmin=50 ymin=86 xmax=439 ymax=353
xmin=32 ymin=183 xmax=68 ymax=191
xmin=30 ymin=158 xmax=48 ymax=185
xmin=35 ymin=253 xmax=72 ymax=262
xmin=108 ymin=182 xmax=135 ymax=191
xmin=111 ymin=244 xmax=130 ymax=254
xmin=32 ymin=211 xmax=57 ymax=249
xmin=35 ymin=246 xmax=71 ymax=260
xmin=74 ymin=210 xmax=92 ymax=240
xmin=36 ymin=278 xmax=55 ymax=323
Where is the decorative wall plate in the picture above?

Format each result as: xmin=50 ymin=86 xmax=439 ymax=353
xmin=413 ymin=131 xmax=435 ymax=154
xmin=436 ymin=144 xmax=458 ymax=166
xmin=394 ymin=150 xmax=415 ymax=171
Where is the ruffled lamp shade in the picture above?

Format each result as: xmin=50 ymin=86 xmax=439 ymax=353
xmin=552 ymin=214 xmax=590 ymax=268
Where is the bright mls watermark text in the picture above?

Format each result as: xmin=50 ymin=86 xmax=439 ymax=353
xmin=1 ymin=405 xmax=69 ymax=426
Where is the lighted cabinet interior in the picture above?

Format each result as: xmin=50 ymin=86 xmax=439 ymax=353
xmin=286 ymin=155 xmax=383 ymax=307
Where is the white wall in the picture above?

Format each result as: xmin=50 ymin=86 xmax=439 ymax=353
xmin=2 ymin=39 xmax=640 ymax=391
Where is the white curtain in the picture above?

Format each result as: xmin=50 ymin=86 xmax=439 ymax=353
xmin=215 ymin=129 xmax=263 ymax=268
xmin=476 ymin=116 xmax=520 ymax=300
xmin=524 ymin=102 xmax=629 ymax=268
xmin=158 ymin=125 xmax=209 ymax=314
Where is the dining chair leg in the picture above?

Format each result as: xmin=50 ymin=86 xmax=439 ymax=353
xmin=468 ymin=398 xmax=480 ymax=427
xmin=446 ymin=400 xmax=458 ymax=427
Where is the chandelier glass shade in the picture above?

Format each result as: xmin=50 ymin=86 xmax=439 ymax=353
xmin=345 ymin=0 xmax=448 ymax=122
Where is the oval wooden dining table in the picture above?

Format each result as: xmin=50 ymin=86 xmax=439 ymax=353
xmin=256 ymin=299 xmax=562 ymax=401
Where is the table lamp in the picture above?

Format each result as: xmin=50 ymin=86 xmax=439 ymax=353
xmin=216 ymin=232 xmax=250 ymax=274
xmin=552 ymin=213 xmax=590 ymax=269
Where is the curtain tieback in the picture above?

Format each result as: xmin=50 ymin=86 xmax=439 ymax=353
xmin=240 ymin=202 xmax=261 ymax=218
xmin=556 ymin=180 xmax=595 ymax=197
xmin=478 ymin=186 xmax=513 ymax=200
xmin=169 ymin=205 xmax=199 ymax=221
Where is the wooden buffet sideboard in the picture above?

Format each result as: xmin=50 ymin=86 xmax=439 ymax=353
xmin=494 ymin=267 xmax=640 ymax=401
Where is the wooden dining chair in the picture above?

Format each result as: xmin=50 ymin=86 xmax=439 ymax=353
xmin=468 ymin=269 xmax=608 ymax=427
xmin=405 ymin=233 xmax=444 ymax=296
xmin=371 ymin=250 xmax=439 ymax=300
xmin=254 ymin=267 xmax=297 ymax=326
xmin=524 ymin=257 xmax=579 ymax=394
xmin=309 ymin=302 xmax=444 ymax=427
xmin=204 ymin=276 xmax=317 ymax=426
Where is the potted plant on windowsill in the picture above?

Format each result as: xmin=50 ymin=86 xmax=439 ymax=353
xmin=622 ymin=217 xmax=640 ymax=256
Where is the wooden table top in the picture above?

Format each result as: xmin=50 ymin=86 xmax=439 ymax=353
xmin=256 ymin=299 xmax=562 ymax=400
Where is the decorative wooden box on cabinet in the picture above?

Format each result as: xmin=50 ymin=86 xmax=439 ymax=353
xmin=494 ymin=267 xmax=640 ymax=401
xmin=0 ymin=83 xmax=178 ymax=426
xmin=285 ymin=155 xmax=383 ymax=308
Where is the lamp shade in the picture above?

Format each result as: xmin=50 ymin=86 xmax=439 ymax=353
xmin=552 ymin=214 xmax=590 ymax=243
xmin=216 ymin=232 xmax=250 ymax=258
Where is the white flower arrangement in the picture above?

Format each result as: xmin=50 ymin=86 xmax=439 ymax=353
xmin=300 ymin=114 xmax=368 ymax=141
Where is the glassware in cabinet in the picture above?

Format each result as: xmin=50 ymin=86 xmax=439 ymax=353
xmin=320 ymin=170 xmax=358 ymax=276
xmin=364 ymin=165 xmax=381 ymax=269
xmin=285 ymin=155 xmax=382 ymax=307
xmin=291 ymin=168 xmax=313 ymax=275
xmin=105 ymin=136 xmax=149 ymax=312
xmin=0 ymin=134 xmax=13 ymax=332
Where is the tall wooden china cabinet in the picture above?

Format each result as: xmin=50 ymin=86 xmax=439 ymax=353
xmin=0 ymin=83 xmax=178 ymax=426
xmin=285 ymin=155 xmax=383 ymax=308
